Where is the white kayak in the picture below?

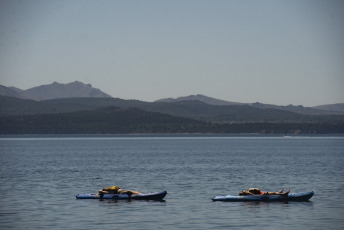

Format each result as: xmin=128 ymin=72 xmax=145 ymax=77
xmin=212 ymin=191 xmax=314 ymax=202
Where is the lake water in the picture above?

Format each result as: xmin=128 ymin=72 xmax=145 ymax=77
xmin=0 ymin=135 xmax=343 ymax=229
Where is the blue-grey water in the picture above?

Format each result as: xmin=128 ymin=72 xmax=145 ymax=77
xmin=0 ymin=135 xmax=343 ymax=229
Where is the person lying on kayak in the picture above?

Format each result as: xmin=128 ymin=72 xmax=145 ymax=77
xmin=239 ymin=188 xmax=290 ymax=196
xmin=98 ymin=186 xmax=141 ymax=196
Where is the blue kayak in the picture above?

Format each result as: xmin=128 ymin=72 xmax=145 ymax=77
xmin=76 ymin=190 xmax=167 ymax=200
xmin=212 ymin=191 xmax=314 ymax=202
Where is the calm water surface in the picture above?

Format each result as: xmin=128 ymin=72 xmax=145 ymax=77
xmin=0 ymin=135 xmax=343 ymax=229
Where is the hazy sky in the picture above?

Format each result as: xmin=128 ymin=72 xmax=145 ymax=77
xmin=1 ymin=0 xmax=343 ymax=106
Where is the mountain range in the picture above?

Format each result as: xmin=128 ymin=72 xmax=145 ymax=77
xmin=0 ymin=81 xmax=343 ymax=134
xmin=157 ymin=94 xmax=344 ymax=115
xmin=0 ymin=81 xmax=111 ymax=101
xmin=1 ymin=81 xmax=343 ymax=113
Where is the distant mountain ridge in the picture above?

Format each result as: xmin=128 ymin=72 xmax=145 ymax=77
xmin=1 ymin=81 xmax=343 ymax=113
xmin=1 ymin=96 xmax=344 ymax=125
xmin=155 ymin=94 xmax=344 ymax=115
xmin=155 ymin=94 xmax=243 ymax=106
xmin=0 ymin=81 xmax=111 ymax=100
xmin=313 ymin=103 xmax=344 ymax=113
xmin=1 ymin=88 xmax=344 ymax=134
xmin=2 ymin=105 xmax=343 ymax=134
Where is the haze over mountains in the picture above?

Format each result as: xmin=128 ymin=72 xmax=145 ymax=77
xmin=0 ymin=81 xmax=343 ymax=112
xmin=1 ymin=81 xmax=343 ymax=134
xmin=157 ymin=94 xmax=344 ymax=115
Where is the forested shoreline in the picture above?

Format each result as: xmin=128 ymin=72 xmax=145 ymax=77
xmin=1 ymin=108 xmax=343 ymax=134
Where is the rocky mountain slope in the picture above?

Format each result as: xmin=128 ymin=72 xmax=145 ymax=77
xmin=0 ymin=81 xmax=111 ymax=100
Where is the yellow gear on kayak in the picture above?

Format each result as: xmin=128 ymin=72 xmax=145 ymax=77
xmin=109 ymin=186 xmax=120 ymax=191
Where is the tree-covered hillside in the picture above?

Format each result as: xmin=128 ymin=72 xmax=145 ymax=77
xmin=1 ymin=106 xmax=343 ymax=134
xmin=0 ymin=107 xmax=205 ymax=134
xmin=1 ymin=96 xmax=343 ymax=124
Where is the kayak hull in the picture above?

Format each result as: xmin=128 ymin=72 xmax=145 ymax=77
xmin=212 ymin=191 xmax=314 ymax=202
xmin=76 ymin=190 xmax=167 ymax=200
